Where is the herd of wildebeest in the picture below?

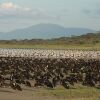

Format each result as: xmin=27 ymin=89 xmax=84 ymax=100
xmin=0 ymin=49 xmax=100 ymax=91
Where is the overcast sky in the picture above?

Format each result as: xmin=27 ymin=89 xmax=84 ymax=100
xmin=0 ymin=0 xmax=100 ymax=32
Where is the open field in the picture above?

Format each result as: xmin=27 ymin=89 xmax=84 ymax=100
xmin=0 ymin=44 xmax=100 ymax=50
xmin=0 ymin=85 xmax=100 ymax=100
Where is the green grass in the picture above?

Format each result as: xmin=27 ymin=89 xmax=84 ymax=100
xmin=0 ymin=43 xmax=100 ymax=50
xmin=34 ymin=85 xmax=100 ymax=100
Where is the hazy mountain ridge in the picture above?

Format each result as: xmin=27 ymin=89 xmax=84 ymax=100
xmin=0 ymin=23 xmax=96 ymax=40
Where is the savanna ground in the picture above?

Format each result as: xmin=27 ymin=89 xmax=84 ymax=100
xmin=0 ymin=84 xmax=100 ymax=100
xmin=0 ymin=43 xmax=100 ymax=50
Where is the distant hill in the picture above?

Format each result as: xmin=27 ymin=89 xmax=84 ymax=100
xmin=0 ymin=23 xmax=96 ymax=40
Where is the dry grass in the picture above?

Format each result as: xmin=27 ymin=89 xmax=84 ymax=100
xmin=0 ymin=44 xmax=100 ymax=50
xmin=0 ymin=84 xmax=100 ymax=100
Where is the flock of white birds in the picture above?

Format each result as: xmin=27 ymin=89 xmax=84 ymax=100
xmin=0 ymin=48 xmax=100 ymax=60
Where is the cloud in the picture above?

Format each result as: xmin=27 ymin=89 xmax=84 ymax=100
xmin=94 ymin=8 xmax=100 ymax=15
xmin=0 ymin=2 xmax=31 ymax=11
xmin=82 ymin=9 xmax=92 ymax=14
xmin=0 ymin=2 xmax=18 ymax=9
xmin=0 ymin=2 xmax=32 ymax=18
xmin=82 ymin=8 xmax=100 ymax=19
xmin=0 ymin=2 xmax=61 ymax=20
xmin=0 ymin=2 xmax=62 ymax=21
xmin=82 ymin=9 xmax=96 ymax=17
xmin=30 ymin=9 xmax=62 ymax=20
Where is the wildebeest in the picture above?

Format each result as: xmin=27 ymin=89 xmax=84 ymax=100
xmin=0 ymin=49 xmax=100 ymax=90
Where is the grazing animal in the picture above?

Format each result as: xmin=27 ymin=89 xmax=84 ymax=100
xmin=25 ymin=81 xmax=31 ymax=87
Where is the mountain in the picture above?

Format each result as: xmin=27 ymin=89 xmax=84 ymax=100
xmin=0 ymin=23 xmax=96 ymax=40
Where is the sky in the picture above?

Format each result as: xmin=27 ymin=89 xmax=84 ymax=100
xmin=0 ymin=0 xmax=100 ymax=32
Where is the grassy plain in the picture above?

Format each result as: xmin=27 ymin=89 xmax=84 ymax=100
xmin=35 ymin=85 xmax=100 ymax=100
xmin=0 ymin=85 xmax=100 ymax=100
xmin=0 ymin=43 xmax=100 ymax=50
